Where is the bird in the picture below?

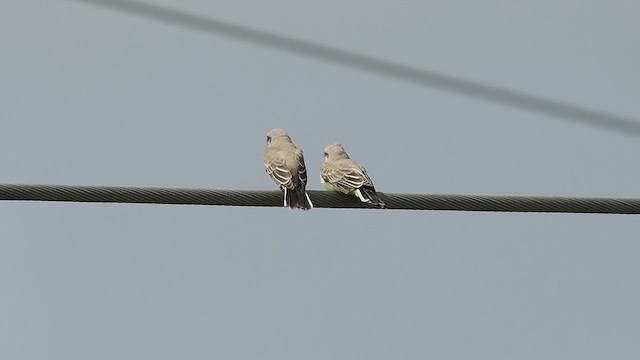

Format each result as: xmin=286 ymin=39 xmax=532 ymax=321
xmin=263 ymin=128 xmax=313 ymax=210
xmin=320 ymin=143 xmax=386 ymax=209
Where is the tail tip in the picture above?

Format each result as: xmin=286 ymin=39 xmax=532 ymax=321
xmin=285 ymin=187 xmax=313 ymax=211
xmin=359 ymin=188 xmax=386 ymax=209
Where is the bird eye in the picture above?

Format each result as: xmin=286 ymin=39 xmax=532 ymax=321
xmin=323 ymin=152 xmax=328 ymax=156
xmin=266 ymin=136 xmax=271 ymax=144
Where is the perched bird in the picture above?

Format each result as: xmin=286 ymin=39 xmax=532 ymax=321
xmin=263 ymin=128 xmax=313 ymax=210
xmin=320 ymin=143 xmax=386 ymax=209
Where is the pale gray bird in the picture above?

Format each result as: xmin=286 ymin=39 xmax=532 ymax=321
xmin=320 ymin=143 xmax=386 ymax=209
xmin=263 ymin=128 xmax=313 ymax=210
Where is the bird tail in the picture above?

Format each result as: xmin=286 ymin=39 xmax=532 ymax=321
xmin=357 ymin=187 xmax=386 ymax=209
xmin=284 ymin=186 xmax=313 ymax=210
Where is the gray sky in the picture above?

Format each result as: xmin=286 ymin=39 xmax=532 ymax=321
xmin=1 ymin=1 xmax=639 ymax=359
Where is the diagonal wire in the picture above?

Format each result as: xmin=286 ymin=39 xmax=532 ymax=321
xmin=67 ymin=0 xmax=640 ymax=137
xmin=2 ymin=183 xmax=640 ymax=214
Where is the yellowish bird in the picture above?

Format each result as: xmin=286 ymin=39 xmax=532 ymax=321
xmin=320 ymin=143 xmax=386 ymax=209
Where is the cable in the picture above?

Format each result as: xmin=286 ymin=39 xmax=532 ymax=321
xmin=2 ymin=183 xmax=639 ymax=214
xmin=67 ymin=0 xmax=640 ymax=138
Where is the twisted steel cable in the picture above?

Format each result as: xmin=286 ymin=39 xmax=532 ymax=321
xmin=1 ymin=183 xmax=639 ymax=214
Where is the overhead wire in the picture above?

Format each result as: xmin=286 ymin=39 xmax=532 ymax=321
xmin=2 ymin=183 xmax=639 ymax=214
xmin=68 ymin=0 xmax=640 ymax=138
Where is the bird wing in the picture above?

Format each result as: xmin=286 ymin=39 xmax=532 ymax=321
xmin=296 ymin=151 xmax=309 ymax=187
xmin=264 ymin=148 xmax=294 ymax=190
xmin=264 ymin=145 xmax=307 ymax=190
xmin=320 ymin=159 xmax=367 ymax=194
